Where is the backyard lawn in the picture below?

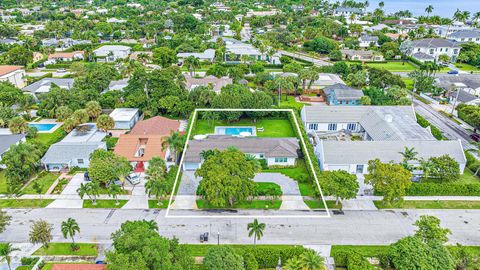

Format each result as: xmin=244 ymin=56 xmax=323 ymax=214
xmin=22 ymin=172 xmax=59 ymax=194
xmin=192 ymin=118 xmax=296 ymax=138
xmin=33 ymin=243 xmax=98 ymax=256
xmin=280 ymin=96 xmax=309 ymax=111
xmin=196 ymin=199 xmax=281 ymax=209
xmin=83 ymin=200 xmax=128 ymax=208
xmin=31 ymin=127 xmax=66 ymax=148
xmin=458 ymin=168 xmax=480 ymax=184
xmin=374 ymin=200 xmax=480 ymax=209
xmin=351 ymin=61 xmax=417 ymax=72
xmin=263 ymin=159 xmax=310 ymax=182
xmin=0 ymin=199 xmax=53 ymax=208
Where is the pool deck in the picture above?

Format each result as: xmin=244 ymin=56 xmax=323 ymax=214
xmin=214 ymin=126 xmax=257 ymax=136
xmin=29 ymin=119 xmax=63 ymax=133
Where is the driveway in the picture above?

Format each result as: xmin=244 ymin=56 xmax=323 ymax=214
xmin=46 ymin=173 xmax=84 ymax=209
xmin=254 ymin=173 xmax=309 ymax=210
xmin=170 ymin=171 xmax=200 ymax=210
xmin=122 ymin=173 xmax=148 ymax=209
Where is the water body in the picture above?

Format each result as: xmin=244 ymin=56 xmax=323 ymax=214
xmin=333 ymin=0 xmax=480 ymax=17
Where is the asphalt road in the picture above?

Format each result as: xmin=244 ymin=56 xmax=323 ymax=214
xmin=413 ymin=98 xmax=476 ymax=151
xmin=3 ymin=208 xmax=480 ymax=246
xmin=278 ymin=50 xmax=332 ymax=67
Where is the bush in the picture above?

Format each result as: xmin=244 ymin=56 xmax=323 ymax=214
xmin=45 ymin=63 xmax=72 ymax=69
xmin=243 ymin=252 xmax=259 ymax=270
xmin=465 ymin=151 xmax=480 ymax=173
xmin=415 ymin=113 xmax=443 ymax=140
xmin=203 ymin=246 xmax=244 ymax=270
xmin=242 ymin=246 xmax=306 ymax=268
xmin=347 ymin=251 xmax=374 ymax=270
xmin=258 ymin=159 xmax=268 ymax=170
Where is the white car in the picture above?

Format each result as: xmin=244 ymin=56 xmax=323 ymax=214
xmin=126 ymin=173 xmax=141 ymax=185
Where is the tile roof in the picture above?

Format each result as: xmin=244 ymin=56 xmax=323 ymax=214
xmin=184 ymin=74 xmax=233 ymax=93
xmin=185 ymin=136 xmax=299 ymax=163
xmin=0 ymin=65 xmax=23 ymax=77
xmin=48 ymin=51 xmax=84 ymax=59
xmin=130 ymin=116 xmax=180 ymax=136
xmin=114 ymin=134 xmax=166 ymax=161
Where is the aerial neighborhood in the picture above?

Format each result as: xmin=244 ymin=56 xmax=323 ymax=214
xmin=0 ymin=0 xmax=479 ymax=269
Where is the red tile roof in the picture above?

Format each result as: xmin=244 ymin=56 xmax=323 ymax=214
xmin=0 ymin=65 xmax=23 ymax=77
xmin=130 ymin=116 xmax=180 ymax=136
xmin=52 ymin=264 xmax=105 ymax=270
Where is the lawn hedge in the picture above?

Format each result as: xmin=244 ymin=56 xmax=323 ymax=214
xmin=465 ymin=151 xmax=480 ymax=173
xmin=406 ymin=182 xmax=480 ymax=196
xmin=415 ymin=113 xmax=444 ymax=140
xmin=240 ymin=246 xmax=306 ymax=268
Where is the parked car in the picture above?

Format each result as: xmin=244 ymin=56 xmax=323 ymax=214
xmin=126 ymin=172 xmax=141 ymax=185
xmin=448 ymin=70 xmax=459 ymax=75
xmin=84 ymin=171 xmax=91 ymax=181
xmin=470 ymin=133 xmax=480 ymax=142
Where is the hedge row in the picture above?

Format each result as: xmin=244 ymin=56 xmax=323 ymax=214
xmin=406 ymin=182 xmax=480 ymax=196
xmin=45 ymin=63 xmax=72 ymax=69
xmin=465 ymin=151 xmax=480 ymax=173
xmin=415 ymin=113 xmax=444 ymax=140
xmin=239 ymin=246 xmax=306 ymax=268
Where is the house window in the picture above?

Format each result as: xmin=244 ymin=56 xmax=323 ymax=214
xmin=259 ymin=154 xmax=265 ymax=158
xmin=77 ymin=159 xmax=84 ymax=164
xmin=446 ymin=48 xmax=449 ymax=52
xmin=347 ymin=123 xmax=356 ymax=131
xmin=275 ymin=157 xmax=288 ymax=163
xmin=308 ymin=123 xmax=318 ymax=130
xmin=328 ymin=123 xmax=337 ymax=131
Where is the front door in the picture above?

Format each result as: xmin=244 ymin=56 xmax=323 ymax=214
xmin=356 ymin=164 xmax=364 ymax=174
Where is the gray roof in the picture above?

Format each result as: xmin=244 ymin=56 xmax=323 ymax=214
xmin=449 ymin=89 xmax=479 ymax=103
xmin=449 ymin=30 xmax=480 ymax=39
xmin=41 ymin=142 xmax=106 ymax=164
xmin=0 ymin=134 xmax=26 ymax=155
xmin=320 ymin=140 xmax=466 ymax=165
xmin=324 ymin=83 xmax=364 ymax=100
xmin=185 ymin=136 xmax=299 ymax=163
xmin=435 ymin=75 xmax=480 ymax=90
xmin=359 ymin=35 xmax=379 ymax=42
xmin=411 ymin=52 xmax=435 ymax=61
xmin=302 ymin=105 xmax=416 ymax=123
xmin=411 ymin=38 xmax=460 ymax=48
xmin=359 ymin=108 xmax=434 ymax=141
xmin=23 ymin=78 xmax=74 ymax=94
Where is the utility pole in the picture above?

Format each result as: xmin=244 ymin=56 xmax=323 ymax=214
xmin=217 ymin=231 xmax=220 ymax=245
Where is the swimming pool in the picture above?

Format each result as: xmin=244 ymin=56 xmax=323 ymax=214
xmin=215 ymin=126 xmax=256 ymax=136
xmin=28 ymin=123 xmax=56 ymax=132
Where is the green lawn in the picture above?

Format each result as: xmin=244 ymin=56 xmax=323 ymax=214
xmin=304 ymin=200 xmax=340 ymax=209
xmin=458 ymin=168 xmax=480 ymax=184
xmin=454 ymin=63 xmax=480 ymax=72
xmin=0 ymin=171 xmax=7 ymax=194
xmin=148 ymin=199 xmax=171 ymax=209
xmin=280 ymin=96 xmax=309 ymax=111
xmin=22 ymin=172 xmax=59 ymax=194
xmin=31 ymin=127 xmax=66 ymax=148
xmin=33 ymin=243 xmax=98 ymax=256
xmin=263 ymin=159 xmax=310 ymax=182
xmin=0 ymin=199 xmax=53 ymax=208
xmin=192 ymin=118 xmax=296 ymax=138
xmin=298 ymin=182 xmax=317 ymax=196
xmin=374 ymin=200 xmax=480 ymax=209
xmin=352 ymin=61 xmax=417 ymax=72
xmin=196 ymin=199 xmax=281 ymax=209
xmin=83 ymin=200 xmax=128 ymax=208
xmin=183 ymin=244 xmax=298 ymax=257
xmin=402 ymin=78 xmax=414 ymax=90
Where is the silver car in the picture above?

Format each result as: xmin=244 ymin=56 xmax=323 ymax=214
xmin=126 ymin=173 xmax=141 ymax=185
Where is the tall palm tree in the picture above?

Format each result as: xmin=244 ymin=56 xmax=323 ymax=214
xmin=399 ymin=147 xmax=418 ymax=161
xmin=425 ymin=5 xmax=434 ymax=17
xmin=162 ymin=131 xmax=184 ymax=163
xmin=184 ymin=56 xmax=201 ymax=76
xmin=145 ymin=179 xmax=166 ymax=206
xmin=378 ymin=1 xmax=384 ymax=10
xmin=299 ymin=250 xmax=325 ymax=270
xmin=247 ymin=219 xmax=265 ymax=246
xmin=472 ymin=12 xmax=480 ymax=27
xmin=0 ymin=243 xmax=19 ymax=270
xmin=61 ymin=218 xmax=80 ymax=249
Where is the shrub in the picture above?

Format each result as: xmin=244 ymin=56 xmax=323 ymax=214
xmin=406 ymin=182 xmax=480 ymax=196
xmin=415 ymin=113 xmax=443 ymax=140
xmin=347 ymin=251 xmax=374 ymax=270
xmin=203 ymin=246 xmax=244 ymax=270
xmin=243 ymin=252 xmax=259 ymax=270
xmin=242 ymin=246 xmax=306 ymax=268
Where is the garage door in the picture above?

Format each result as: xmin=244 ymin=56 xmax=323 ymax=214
xmin=183 ymin=162 xmax=200 ymax=171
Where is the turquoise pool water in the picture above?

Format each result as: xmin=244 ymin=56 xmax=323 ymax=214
xmin=215 ymin=126 xmax=255 ymax=136
xmin=28 ymin=123 xmax=56 ymax=131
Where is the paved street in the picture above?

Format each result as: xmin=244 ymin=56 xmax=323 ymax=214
xmin=278 ymin=50 xmax=332 ymax=66
xmin=2 ymin=208 xmax=480 ymax=246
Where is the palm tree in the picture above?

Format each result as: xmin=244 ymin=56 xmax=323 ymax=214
xmin=299 ymin=250 xmax=325 ymax=270
xmin=96 ymin=115 xmax=115 ymax=132
xmin=108 ymin=184 xmax=122 ymax=205
xmin=61 ymin=218 xmax=80 ymax=250
xmin=145 ymin=179 xmax=166 ymax=206
xmin=162 ymin=131 xmax=184 ymax=163
xmin=284 ymin=257 xmax=302 ymax=270
xmin=425 ymin=5 xmax=434 ymax=17
xmin=399 ymin=147 xmax=418 ymax=161
xmin=378 ymin=1 xmax=384 ymax=10
xmin=184 ymin=56 xmax=200 ymax=77
xmin=0 ymin=243 xmax=19 ymax=270
xmin=472 ymin=12 xmax=480 ymax=27
xmin=247 ymin=219 xmax=265 ymax=246
xmin=77 ymin=182 xmax=100 ymax=205
xmin=8 ymin=116 xmax=28 ymax=134
xmin=85 ymin=101 xmax=102 ymax=120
